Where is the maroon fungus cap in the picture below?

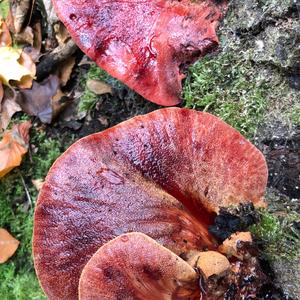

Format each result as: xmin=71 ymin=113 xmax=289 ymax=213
xmin=79 ymin=232 xmax=199 ymax=300
xmin=52 ymin=0 xmax=228 ymax=106
xmin=33 ymin=108 xmax=267 ymax=299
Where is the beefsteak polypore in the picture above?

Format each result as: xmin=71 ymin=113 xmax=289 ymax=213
xmin=52 ymin=0 xmax=228 ymax=105
xmin=33 ymin=108 xmax=268 ymax=299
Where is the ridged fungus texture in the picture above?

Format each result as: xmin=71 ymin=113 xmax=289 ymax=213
xmin=52 ymin=0 xmax=228 ymax=106
xmin=79 ymin=232 xmax=199 ymax=300
xmin=33 ymin=108 xmax=268 ymax=299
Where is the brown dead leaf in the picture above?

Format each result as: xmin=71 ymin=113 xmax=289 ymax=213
xmin=18 ymin=75 xmax=62 ymax=123
xmin=32 ymin=179 xmax=44 ymax=191
xmin=0 ymin=88 xmax=22 ymax=130
xmin=17 ymin=50 xmax=36 ymax=89
xmin=54 ymin=22 xmax=70 ymax=46
xmin=11 ymin=0 xmax=32 ymax=33
xmin=14 ymin=26 xmax=34 ymax=46
xmin=0 ymin=121 xmax=31 ymax=178
xmin=0 ymin=21 xmax=12 ymax=47
xmin=0 ymin=228 xmax=20 ymax=263
xmin=0 ymin=83 xmax=3 ymax=105
xmin=56 ymin=56 xmax=76 ymax=86
xmin=87 ymin=79 xmax=112 ymax=95
xmin=32 ymin=21 xmax=42 ymax=55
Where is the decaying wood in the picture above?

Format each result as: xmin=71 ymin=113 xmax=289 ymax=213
xmin=36 ymin=39 xmax=77 ymax=81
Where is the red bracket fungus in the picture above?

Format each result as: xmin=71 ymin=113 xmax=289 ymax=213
xmin=51 ymin=0 xmax=228 ymax=106
xmin=33 ymin=108 xmax=268 ymax=299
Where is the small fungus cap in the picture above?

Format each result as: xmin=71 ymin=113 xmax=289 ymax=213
xmin=79 ymin=232 xmax=199 ymax=300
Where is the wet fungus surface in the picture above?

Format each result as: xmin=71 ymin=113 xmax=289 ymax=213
xmin=33 ymin=108 xmax=268 ymax=299
xmin=51 ymin=0 xmax=228 ymax=106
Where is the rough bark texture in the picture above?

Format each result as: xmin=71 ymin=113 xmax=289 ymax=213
xmin=218 ymin=1 xmax=300 ymax=298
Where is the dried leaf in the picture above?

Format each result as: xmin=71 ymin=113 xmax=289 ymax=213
xmin=0 ymin=82 xmax=3 ymax=105
xmin=0 ymin=121 xmax=31 ymax=178
xmin=54 ymin=22 xmax=70 ymax=46
xmin=14 ymin=26 xmax=34 ymax=45
xmin=0 ymin=20 xmax=12 ymax=47
xmin=18 ymin=75 xmax=60 ymax=123
xmin=0 ymin=228 xmax=20 ymax=263
xmin=32 ymin=21 xmax=42 ymax=55
xmin=11 ymin=0 xmax=32 ymax=33
xmin=32 ymin=179 xmax=44 ymax=191
xmin=17 ymin=50 xmax=36 ymax=89
xmin=56 ymin=56 xmax=75 ymax=86
xmin=87 ymin=79 xmax=112 ymax=95
xmin=0 ymin=47 xmax=35 ymax=86
xmin=0 ymin=88 xmax=22 ymax=130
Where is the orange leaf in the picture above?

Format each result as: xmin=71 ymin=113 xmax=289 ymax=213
xmin=0 ymin=121 xmax=31 ymax=178
xmin=0 ymin=21 xmax=12 ymax=47
xmin=0 ymin=82 xmax=3 ymax=105
xmin=0 ymin=228 xmax=20 ymax=263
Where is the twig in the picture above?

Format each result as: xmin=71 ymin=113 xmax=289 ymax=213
xmin=18 ymin=170 xmax=32 ymax=209
xmin=36 ymin=39 xmax=78 ymax=81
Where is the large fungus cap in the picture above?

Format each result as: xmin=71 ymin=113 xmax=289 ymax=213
xmin=52 ymin=0 xmax=228 ymax=106
xmin=79 ymin=232 xmax=199 ymax=300
xmin=33 ymin=108 xmax=268 ymax=299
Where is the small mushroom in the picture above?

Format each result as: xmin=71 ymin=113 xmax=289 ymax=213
xmin=218 ymin=232 xmax=253 ymax=259
xmin=79 ymin=232 xmax=199 ymax=300
xmin=33 ymin=108 xmax=268 ymax=299
xmin=51 ymin=0 xmax=228 ymax=106
xmin=186 ymin=250 xmax=230 ymax=279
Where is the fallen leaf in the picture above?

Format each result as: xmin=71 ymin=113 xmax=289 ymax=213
xmin=32 ymin=179 xmax=45 ymax=191
xmin=0 ymin=228 xmax=20 ymax=263
xmin=17 ymin=50 xmax=36 ymax=89
xmin=87 ymin=79 xmax=112 ymax=95
xmin=54 ymin=22 xmax=70 ymax=46
xmin=0 ymin=47 xmax=35 ymax=86
xmin=0 ymin=88 xmax=22 ymax=130
xmin=0 ymin=121 xmax=31 ymax=178
xmin=0 ymin=20 xmax=12 ymax=47
xmin=56 ymin=56 xmax=75 ymax=86
xmin=0 ymin=82 xmax=3 ymax=105
xmin=14 ymin=26 xmax=34 ymax=46
xmin=32 ymin=21 xmax=42 ymax=56
xmin=18 ymin=75 xmax=61 ymax=123
xmin=11 ymin=0 xmax=32 ymax=33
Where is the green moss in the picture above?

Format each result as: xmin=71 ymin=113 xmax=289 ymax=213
xmin=250 ymin=209 xmax=300 ymax=261
xmin=183 ymin=52 xmax=268 ymax=139
xmin=0 ymin=0 xmax=9 ymax=19
xmin=79 ymin=64 xmax=112 ymax=112
xmin=287 ymin=103 xmax=300 ymax=126
xmin=0 ymin=126 xmax=69 ymax=300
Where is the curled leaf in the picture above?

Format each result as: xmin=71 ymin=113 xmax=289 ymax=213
xmin=0 ymin=121 xmax=31 ymax=178
xmin=11 ymin=0 xmax=32 ymax=33
xmin=0 ymin=20 xmax=12 ymax=47
xmin=18 ymin=75 xmax=61 ymax=124
xmin=0 ymin=47 xmax=35 ymax=86
xmin=0 ymin=82 xmax=3 ymax=104
xmin=0 ymin=87 xmax=22 ymax=130
xmin=0 ymin=228 xmax=20 ymax=263
xmin=17 ymin=50 xmax=36 ymax=89
xmin=87 ymin=79 xmax=112 ymax=95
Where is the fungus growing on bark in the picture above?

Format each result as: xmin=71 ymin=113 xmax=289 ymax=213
xmin=51 ymin=0 xmax=228 ymax=106
xmin=33 ymin=108 xmax=268 ymax=299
